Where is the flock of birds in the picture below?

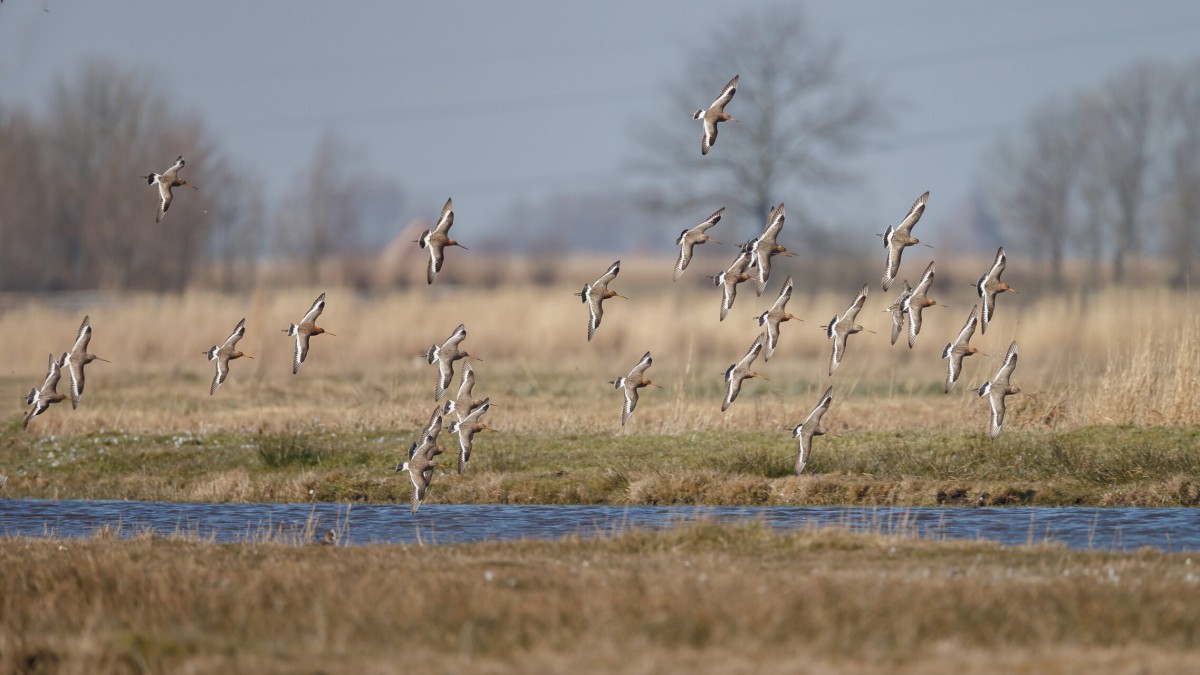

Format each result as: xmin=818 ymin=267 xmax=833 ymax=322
xmin=18 ymin=74 xmax=1024 ymax=512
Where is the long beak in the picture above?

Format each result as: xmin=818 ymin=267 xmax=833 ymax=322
xmin=189 ymin=184 xmax=200 ymax=190
xmin=243 ymin=355 xmax=255 ymax=359
xmin=93 ymin=356 xmax=112 ymax=363
xmin=864 ymin=329 xmax=878 ymax=334
xmin=708 ymin=239 xmax=723 ymax=245
xmin=649 ymin=383 xmax=663 ymax=389
xmin=325 ymin=332 xmax=337 ymax=337
xmin=614 ymin=293 xmax=630 ymax=300
xmin=457 ymin=244 xmax=470 ymax=250
xmin=1008 ymin=287 xmax=1020 ymax=294
xmin=921 ymin=243 xmax=933 ymax=248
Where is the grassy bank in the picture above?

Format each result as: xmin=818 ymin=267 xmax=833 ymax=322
xmin=1 ymin=522 xmax=1197 ymax=674
xmin=3 ymin=424 xmax=1197 ymax=506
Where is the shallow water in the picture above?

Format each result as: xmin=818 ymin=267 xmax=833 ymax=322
xmin=1 ymin=500 xmax=1197 ymax=551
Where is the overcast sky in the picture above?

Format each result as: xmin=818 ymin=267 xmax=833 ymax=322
xmin=3 ymin=0 xmax=1199 ymax=247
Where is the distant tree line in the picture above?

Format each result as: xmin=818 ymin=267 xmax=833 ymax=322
xmin=987 ymin=60 xmax=1200 ymax=289
xmin=0 ymin=60 xmax=401 ymax=292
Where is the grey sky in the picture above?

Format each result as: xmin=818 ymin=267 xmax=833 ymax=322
xmin=2 ymin=0 xmax=1199 ymax=247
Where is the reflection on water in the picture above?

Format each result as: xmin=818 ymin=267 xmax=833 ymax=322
xmin=0 ymin=499 xmax=1196 ymax=551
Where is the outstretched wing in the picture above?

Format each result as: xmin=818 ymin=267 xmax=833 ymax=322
xmin=221 ymin=318 xmax=247 ymax=350
xmin=434 ymin=197 xmax=455 ymax=235
xmin=896 ymin=191 xmax=929 ymax=235
xmin=301 ymin=293 xmax=326 ymax=325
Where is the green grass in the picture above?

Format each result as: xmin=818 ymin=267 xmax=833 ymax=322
xmin=2 ymin=425 xmax=1197 ymax=506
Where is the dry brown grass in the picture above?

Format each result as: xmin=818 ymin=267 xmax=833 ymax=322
xmin=1 ymin=523 xmax=1197 ymax=674
xmin=1 ymin=264 xmax=1196 ymax=437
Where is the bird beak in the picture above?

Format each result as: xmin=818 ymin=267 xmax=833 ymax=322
xmin=708 ymin=239 xmax=723 ymax=245
xmin=189 ymin=184 xmax=200 ymax=190
xmin=1008 ymin=287 xmax=1020 ymax=294
xmin=325 ymin=332 xmax=337 ymax=337
xmin=93 ymin=356 xmax=112 ymax=363
xmin=650 ymin=383 xmax=663 ymax=389
xmin=921 ymin=243 xmax=933 ymax=248
xmin=244 ymin=355 xmax=255 ymax=359
xmin=615 ymin=293 xmax=630 ymax=300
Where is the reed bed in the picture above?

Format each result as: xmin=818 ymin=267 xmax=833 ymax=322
xmin=1 ymin=522 xmax=1197 ymax=674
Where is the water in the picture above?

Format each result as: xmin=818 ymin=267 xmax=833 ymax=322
xmin=0 ymin=499 xmax=1196 ymax=551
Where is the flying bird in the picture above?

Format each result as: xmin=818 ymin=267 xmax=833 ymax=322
xmin=942 ymin=306 xmax=981 ymax=393
xmin=973 ymin=341 xmax=1021 ymax=439
xmin=443 ymin=361 xmax=487 ymax=422
xmin=575 ymin=260 xmax=626 ymax=341
xmin=609 ymin=351 xmax=660 ymax=426
xmin=757 ymin=276 xmax=802 ymax=361
xmin=206 ymin=318 xmax=252 ymax=395
xmin=722 ymin=333 xmax=767 ymax=412
xmin=64 ymin=315 xmax=109 ymax=409
xmin=977 ymin=247 xmax=1017 ymax=333
xmin=692 ymin=74 xmax=739 ymax=155
xmin=449 ymin=398 xmax=494 ymax=474
xmin=396 ymin=408 xmax=447 ymax=512
xmin=24 ymin=353 xmax=68 ymax=430
xmin=902 ymin=261 xmax=943 ymax=349
xmin=283 ymin=292 xmax=334 ymax=375
xmin=792 ymin=386 xmax=833 ymax=475
xmin=881 ymin=191 xmax=929 ymax=291
xmin=416 ymin=197 xmax=468 ymax=284
xmin=709 ymin=249 xmax=754 ymax=321
xmin=674 ymin=207 xmax=724 ymax=280
xmin=823 ymin=284 xmax=869 ymax=376
xmin=426 ymin=323 xmax=477 ymax=401
xmin=748 ymin=203 xmax=795 ymax=296
xmin=882 ymin=280 xmax=913 ymax=346
xmin=141 ymin=155 xmax=198 ymax=223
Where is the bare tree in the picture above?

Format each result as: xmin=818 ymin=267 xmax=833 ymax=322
xmin=631 ymin=3 xmax=886 ymax=239
xmin=1086 ymin=63 xmax=1168 ymax=283
xmin=1164 ymin=60 xmax=1200 ymax=287
xmin=273 ymin=132 xmax=364 ymax=274
xmin=986 ymin=97 xmax=1081 ymax=290
xmin=0 ymin=106 xmax=54 ymax=289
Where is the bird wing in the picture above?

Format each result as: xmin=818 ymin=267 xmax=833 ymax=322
xmin=995 ymin=341 xmax=1019 ymax=384
xmin=712 ymin=74 xmax=739 ymax=110
xmin=764 ymin=316 xmax=780 ymax=361
xmin=435 ymin=359 xmax=455 ymax=401
xmin=829 ymin=330 xmax=846 ymax=376
xmin=987 ymin=247 xmax=1006 ymax=282
xmin=912 ymin=261 xmax=936 ymax=296
xmin=455 ymin=362 xmax=476 ymax=409
xmin=771 ymin=276 xmax=794 ymax=313
xmin=674 ymin=237 xmax=696 ymax=281
xmin=596 ymin=260 xmax=621 ymax=287
xmin=293 ymin=333 xmax=310 ymax=374
xmin=45 ymin=353 xmax=63 ymax=392
xmin=954 ymin=308 xmax=979 ymax=347
xmin=945 ymin=351 xmax=964 ymax=394
xmin=738 ymin=335 xmax=764 ymax=371
xmin=719 ymin=276 xmax=737 ymax=321
xmin=721 ymin=372 xmax=743 ymax=412
xmin=980 ymin=285 xmax=997 ymax=333
xmin=301 ymin=293 xmax=326 ymax=325
xmin=906 ymin=302 xmax=925 ymax=349
xmin=627 ymin=351 xmax=653 ymax=381
xmin=896 ymin=191 xmax=929 ymax=235
xmin=587 ymin=291 xmax=605 ymax=340
xmin=807 ymin=386 xmax=834 ymax=426
xmin=155 ymin=181 xmax=174 ymax=223
xmin=445 ymin=324 xmax=468 ymax=351
xmin=701 ymin=118 xmax=718 ymax=155
xmin=426 ymin=244 xmax=443 ymax=284
xmin=752 ymin=246 xmax=773 ymax=296
xmin=843 ymin=284 xmax=868 ymax=324
xmin=621 ymin=387 xmax=639 ymax=425
xmin=68 ymin=357 xmax=84 ymax=409
xmin=988 ymin=390 xmax=1007 ymax=439
xmin=222 ymin=318 xmax=247 ymax=350
xmin=882 ymin=235 xmax=903 ymax=291
xmin=795 ymin=427 xmax=813 ymax=475
xmin=211 ymin=355 xmax=229 ymax=395
xmin=423 ymin=407 xmax=444 ymax=443
xmin=70 ymin=315 xmax=92 ymax=356
xmin=696 ymin=207 xmax=724 ymax=233
xmin=434 ymin=197 xmax=455 ymax=235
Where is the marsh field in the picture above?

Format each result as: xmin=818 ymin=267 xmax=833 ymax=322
xmin=1 ymin=255 xmax=1200 ymax=673
xmin=0 ymin=255 xmax=1197 ymax=507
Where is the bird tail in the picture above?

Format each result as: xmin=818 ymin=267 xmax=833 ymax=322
xmin=206 ymin=346 xmax=219 ymax=361
xmin=285 ymin=323 xmax=299 ymax=337
xmin=26 ymin=388 xmax=37 ymax=406
xmin=692 ymin=110 xmax=705 ymax=120
xmin=941 ymin=343 xmax=952 ymax=360
xmin=976 ymin=381 xmax=992 ymax=397
xmin=425 ymin=345 xmax=438 ymax=364
xmin=610 ymin=377 xmax=625 ymax=390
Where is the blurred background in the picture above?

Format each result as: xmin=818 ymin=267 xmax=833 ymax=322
xmin=1 ymin=0 xmax=1199 ymax=435
xmin=2 ymin=0 xmax=1199 ymax=293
